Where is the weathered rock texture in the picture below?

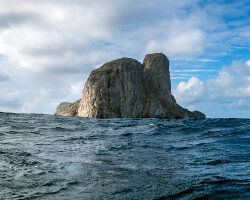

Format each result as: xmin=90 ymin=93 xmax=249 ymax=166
xmin=55 ymin=53 xmax=205 ymax=119
xmin=55 ymin=100 xmax=80 ymax=116
xmin=77 ymin=58 xmax=147 ymax=118
xmin=144 ymin=53 xmax=176 ymax=117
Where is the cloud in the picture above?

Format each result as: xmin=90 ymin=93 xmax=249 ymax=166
xmin=70 ymin=81 xmax=85 ymax=95
xmin=146 ymin=28 xmax=205 ymax=57
xmin=246 ymin=60 xmax=250 ymax=67
xmin=174 ymin=77 xmax=204 ymax=104
xmin=0 ymin=0 xmax=124 ymax=74
xmin=0 ymin=0 xmax=247 ymax=74
xmin=0 ymin=92 xmax=22 ymax=111
xmin=0 ymin=0 xmax=250 ymax=116
xmin=174 ymin=60 xmax=250 ymax=117
xmin=206 ymin=60 xmax=250 ymax=98
xmin=0 ymin=73 xmax=10 ymax=82
xmin=0 ymin=0 xmax=211 ymax=74
xmin=0 ymin=13 xmax=37 ymax=29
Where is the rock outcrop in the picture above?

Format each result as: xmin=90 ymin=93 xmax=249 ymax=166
xmin=55 ymin=100 xmax=80 ymax=116
xmin=55 ymin=53 xmax=205 ymax=119
xmin=143 ymin=53 xmax=176 ymax=117
xmin=77 ymin=58 xmax=147 ymax=118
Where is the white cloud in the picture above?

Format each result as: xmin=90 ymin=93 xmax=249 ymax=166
xmin=145 ymin=22 xmax=206 ymax=57
xmin=174 ymin=60 xmax=250 ymax=117
xmin=174 ymin=77 xmax=204 ymax=104
xmin=246 ymin=60 xmax=250 ymax=67
xmin=0 ymin=0 xmax=212 ymax=74
xmin=0 ymin=0 xmax=250 ymax=116
xmin=213 ymin=70 xmax=233 ymax=88
xmin=229 ymin=99 xmax=246 ymax=108
xmin=167 ymin=29 xmax=205 ymax=56
xmin=0 ymin=72 xmax=10 ymax=82
xmin=71 ymin=82 xmax=85 ymax=95
xmin=0 ymin=91 xmax=22 ymax=112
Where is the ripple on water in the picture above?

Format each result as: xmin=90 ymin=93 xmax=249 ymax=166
xmin=0 ymin=113 xmax=249 ymax=199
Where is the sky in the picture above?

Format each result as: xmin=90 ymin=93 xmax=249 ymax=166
xmin=0 ymin=0 xmax=250 ymax=118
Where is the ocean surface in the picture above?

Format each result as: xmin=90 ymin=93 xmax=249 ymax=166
xmin=0 ymin=112 xmax=249 ymax=200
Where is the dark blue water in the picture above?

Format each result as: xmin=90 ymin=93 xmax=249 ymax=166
xmin=0 ymin=112 xmax=249 ymax=199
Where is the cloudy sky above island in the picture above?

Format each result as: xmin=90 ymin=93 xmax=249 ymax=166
xmin=0 ymin=0 xmax=250 ymax=118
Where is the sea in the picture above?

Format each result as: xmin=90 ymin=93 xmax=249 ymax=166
xmin=0 ymin=112 xmax=249 ymax=200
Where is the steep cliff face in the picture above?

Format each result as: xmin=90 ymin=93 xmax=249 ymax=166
xmin=143 ymin=53 xmax=176 ymax=117
xmin=55 ymin=53 xmax=206 ymax=119
xmin=142 ymin=53 xmax=204 ymax=119
xmin=77 ymin=58 xmax=147 ymax=118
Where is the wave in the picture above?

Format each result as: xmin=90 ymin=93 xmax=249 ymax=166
xmin=0 ymin=112 xmax=249 ymax=199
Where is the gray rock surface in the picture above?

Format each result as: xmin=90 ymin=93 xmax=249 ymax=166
xmin=143 ymin=53 xmax=176 ymax=117
xmin=143 ymin=53 xmax=205 ymax=119
xmin=55 ymin=53 xmax=206 ymax=119
xmin=77 ymin=58 xmax=147 ymax=118
xmin=55 ymin=99 xmax=80 ymax=116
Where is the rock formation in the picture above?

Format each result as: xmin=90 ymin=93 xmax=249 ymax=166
xmin=77 ymin=58 xmax=147 ymax=118
xmin=55 ymin=100 xmax=80 ymax=116
xmin=55 ymin=53 xmax=205 ymax=119
xmin=143 ymin=53 xmax=176 ymax=117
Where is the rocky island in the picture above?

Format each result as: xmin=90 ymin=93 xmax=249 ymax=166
xmin=55 ymin=53 xmax=205 ymax=119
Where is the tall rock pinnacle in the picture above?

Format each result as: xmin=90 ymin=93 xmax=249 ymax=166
xmin=55 ymin=53 xmax=206 ymax=119
xmin=143 ymin=53 xmax=176 ymax=117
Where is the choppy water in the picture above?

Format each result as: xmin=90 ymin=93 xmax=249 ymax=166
xmin=0 ymin=112 xmax=249 ymax=199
